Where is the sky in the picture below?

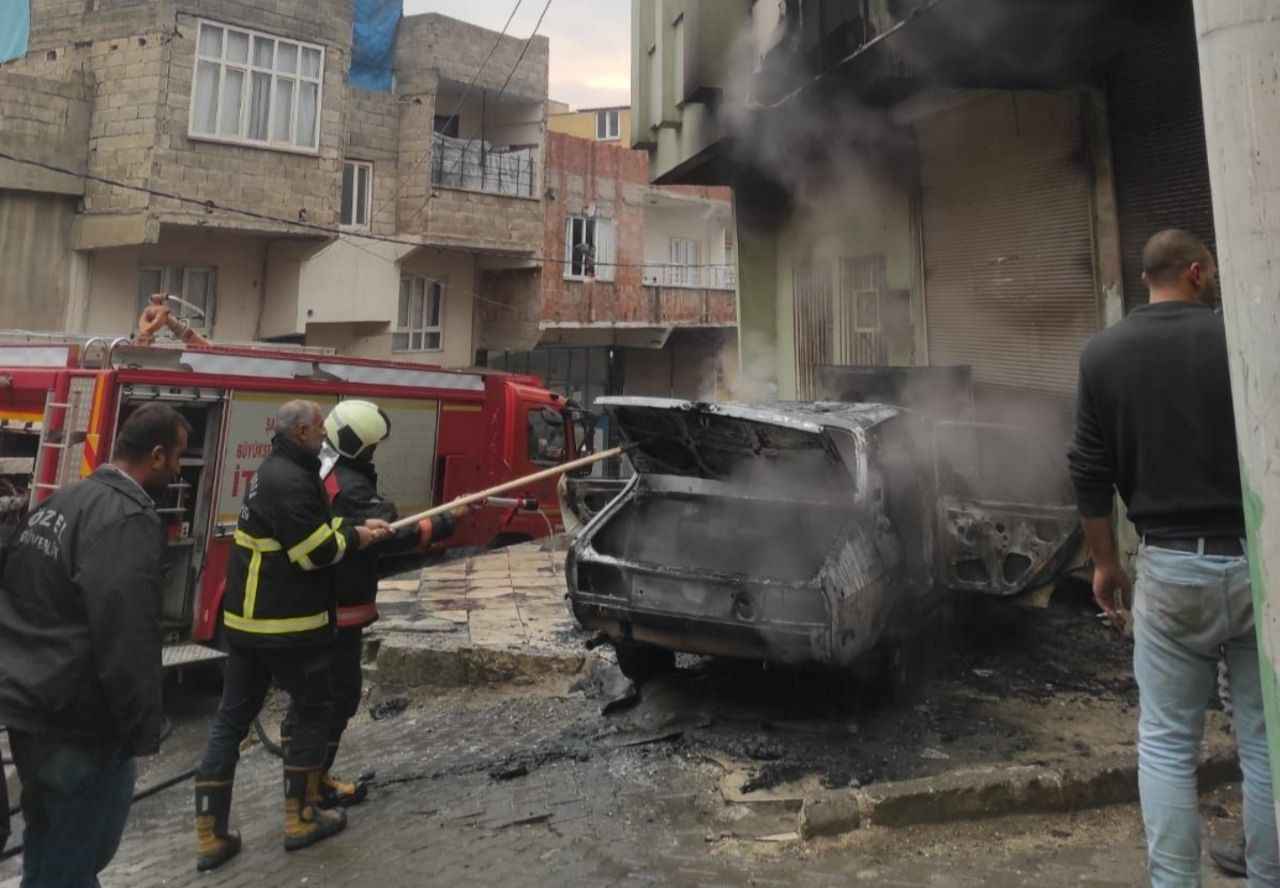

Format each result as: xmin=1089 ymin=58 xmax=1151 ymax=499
xmin=404 ymin=0 xmax=631 ymax=111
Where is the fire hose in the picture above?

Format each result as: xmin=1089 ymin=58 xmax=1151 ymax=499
xmin=0 ymin=447 xmax=634 ymax=856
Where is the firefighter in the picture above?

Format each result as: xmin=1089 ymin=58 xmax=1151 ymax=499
xmin=317 ymin=400 xmax=464 ymax=806
xmin=193 ymin=400 xmax=393 ymax=872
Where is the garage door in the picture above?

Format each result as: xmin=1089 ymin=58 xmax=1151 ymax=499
xmin=918 ymin=92 xmax=1100 ymax=395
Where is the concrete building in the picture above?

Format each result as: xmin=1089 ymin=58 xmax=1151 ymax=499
xmin=0 ymin=1 xmax=549 ymax=368
xmin=480 ymin=128 xmax=738 ymax=411
xmin=630 ymin=0 xmax=1217 ymax=429
xmin=548 ymin=103 xmax=633 ymax=146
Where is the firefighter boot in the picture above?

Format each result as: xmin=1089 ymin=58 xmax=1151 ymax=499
xmin=319 ymin=771 xmax=368 ymax=808
xmin=195 ymin=779 xmax=242 ymax=872
xmin=283 ymin=767 xmax=347 ymax=852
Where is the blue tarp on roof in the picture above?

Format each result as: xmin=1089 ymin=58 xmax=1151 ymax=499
xmin=0 ymin=0 xmax=31 ymax=64
xmin=349 ymin=0 xmax=401 ymax=92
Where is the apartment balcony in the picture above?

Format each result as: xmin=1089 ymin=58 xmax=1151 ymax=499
xmin=431 ymin=133 xmax=538 ymax=198
xmin=421 ymin=102 xmax=543 ymax=255
xmin=639 ymin=263 xmax=736 ymax=291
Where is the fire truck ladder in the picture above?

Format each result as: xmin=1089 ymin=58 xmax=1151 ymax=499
xmin=29 ymin=377 xmax=97 ymax=507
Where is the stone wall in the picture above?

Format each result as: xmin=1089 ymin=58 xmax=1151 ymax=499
xmin=347 ymin=88 xmax=401 ymax=235
xmin=395 ymin=14 xmax=548 ymax=100
xmin=0 ymin=71 xmax=91 ymax=195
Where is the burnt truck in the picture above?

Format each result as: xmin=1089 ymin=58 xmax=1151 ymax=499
xmin=565 ymin=395 xmax=1083 ymax=681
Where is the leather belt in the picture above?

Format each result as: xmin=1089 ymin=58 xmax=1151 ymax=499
xmin=1144 ymin=535 xmax=1245 ymax=557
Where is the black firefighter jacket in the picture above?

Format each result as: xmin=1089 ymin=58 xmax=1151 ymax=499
xmin=328 ymin=457 xmax=455 ymax=630
xmin=222 ymin=435 xmax=359 ymax=648
xmin=0 ymin=467 xmax=165 ymax=757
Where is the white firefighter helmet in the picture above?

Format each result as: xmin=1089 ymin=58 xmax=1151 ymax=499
xmin=325 ymin=400 xmax=391 ymax=459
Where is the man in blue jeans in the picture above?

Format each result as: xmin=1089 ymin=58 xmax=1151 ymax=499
xmin=1069 ymin=228 xmax=1278 ymax=886
xmin=0 ymin=404 xmax=190 ymax=887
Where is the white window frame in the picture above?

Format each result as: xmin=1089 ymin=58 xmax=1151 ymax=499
xmin=137 ymin=266 xmax=217 ymax=331
xmin=394 ymin=276 xmax=445 ymax=353
xmin=564 ymin=216 xmax=616 ymax=282
xmin=596 ymin=109 xmax=620 ymax=141
xmin=669 ymin=237 xmax=700 ymax=288
xmin=340 ymin=160 xmax=373 ymax=229
xmin=188 ymin=19 xmax=325 ymax=154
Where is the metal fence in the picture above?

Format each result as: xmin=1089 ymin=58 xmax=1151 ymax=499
xmin=640 ymin=264 xmax=736 ymax=290
xmin=431 ymin=132 xmax=537 ymax=198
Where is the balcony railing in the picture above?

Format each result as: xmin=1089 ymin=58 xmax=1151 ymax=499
xmin=431 ymin=132 xmax=537 ymax=198
xmin=640 ymin=263 xmax=736 ymax=290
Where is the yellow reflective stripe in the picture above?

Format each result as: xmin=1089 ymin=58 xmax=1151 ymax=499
xmin=223 ymin=610 xmax=329 ymax=635
xmin=244 ymin=550 xmax=261 ymax=618
xmin=233 ymin=530 xmax=282 ymax=619
xmin=233 ymin=529 xmax=283 ymax=552
xmin=288 ymin=523 xmax=337 ymax=570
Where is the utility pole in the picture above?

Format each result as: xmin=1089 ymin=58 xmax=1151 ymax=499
xmin=1193 ymin=1 xmax=1280 ymax=803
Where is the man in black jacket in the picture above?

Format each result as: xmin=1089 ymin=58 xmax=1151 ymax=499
xmin=317 ymin=400 xmax=462 ymax=807
xmin=0 ymin=403 xmax=190 ymax=887
xmin=193 ymin=400 xmax=392 ymax=872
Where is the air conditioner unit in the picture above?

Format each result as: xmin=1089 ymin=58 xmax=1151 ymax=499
xmin=641 ymin=270 xmax=661 ymax=286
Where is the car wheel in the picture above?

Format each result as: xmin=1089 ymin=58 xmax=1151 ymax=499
xmin=613 ymin=642 xmax=676 ymax=683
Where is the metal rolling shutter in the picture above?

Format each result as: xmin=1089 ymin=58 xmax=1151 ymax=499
xmin=919 ymin=92 xmax=1099 ymax=396
xmin=1107 ymin=3 xmax=1215 ymax=315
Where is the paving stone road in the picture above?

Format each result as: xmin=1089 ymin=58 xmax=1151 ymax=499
xmin=0 ymin=681 xmax=1249 ymax=888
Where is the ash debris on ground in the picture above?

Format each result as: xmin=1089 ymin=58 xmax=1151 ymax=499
xmin=365 ymin=585 xmax=1134 ymax=800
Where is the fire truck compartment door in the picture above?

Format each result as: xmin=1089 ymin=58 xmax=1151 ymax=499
xmin=351 ymin=397 xmax=440 ymax=519
xmin=213 ymin=391 xmax=337 ymax=535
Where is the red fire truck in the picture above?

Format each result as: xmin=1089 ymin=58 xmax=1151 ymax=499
xmin=0 ymin=336 xmax=577 ymax=670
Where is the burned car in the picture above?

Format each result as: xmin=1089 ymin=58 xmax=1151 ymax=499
xmin=566 ymin=397 xmax=1081 ymax=680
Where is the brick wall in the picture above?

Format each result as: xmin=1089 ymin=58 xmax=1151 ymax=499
xmin=475 ymin=268 xmax=541 ymax=352
xmin=347 ymin=88 xmax=402 ymax=235
xmin=396 ymin=84 xmax=436 ymax=235
xmin=149 ymin=5 xmax=351 ymax=232
xmin=395 ymin=14 xmax=548 ymax=100
xmin=6 ymin=1 xmax=355 ymax=230
xmin=541 ymin=131 xmax=735 ymax=326
xmin=0 ymin=71 xmax=91 ymax=195
xmin=427 ymin=187 xmax=543 ymax=254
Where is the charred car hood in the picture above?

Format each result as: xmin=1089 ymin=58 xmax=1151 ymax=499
xmin=599 ymin=397 xmax=901 ymax=497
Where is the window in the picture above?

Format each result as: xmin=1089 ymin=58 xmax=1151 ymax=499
xmin=137 ymin=267 xmax=217 ymax=331
xmin=527 ymin=409 xmax=566 ymax=466
xmin=190 ymin=20 xmax=324 ymax=151
xmin=669 ymin=237 xmax=700 ymax=287
xmin=433 ymin=115 xmax=459 ymax=138
xmin=341 ymin=161 xmax=372 ymax=228
xmin=394 ymin=277 xmax=444 ymax=352
xmin=564 ymin=216 xmax=616 ymax=281
xmin=595 ymin=109 xmax=620 ymax=141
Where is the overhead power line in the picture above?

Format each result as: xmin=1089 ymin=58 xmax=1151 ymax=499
xmin=369 ymin=0 xmax=526 ymax=227
xmin=409 ymin=0 xmax=555 ymax=230
xmin=0 ymin=149 xmax=735 ymax=271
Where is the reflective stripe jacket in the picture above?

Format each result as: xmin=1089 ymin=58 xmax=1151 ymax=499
xmin=222 ymin=435 xmax=358 ymax=648
xmin=326 ymin=456 xmax=455 ymax=630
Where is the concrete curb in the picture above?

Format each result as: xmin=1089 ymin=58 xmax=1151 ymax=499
xmin=374 ymin=640 xmax=591 ymax=688
xmin=798 ymin=745 xmax=1241 ymax=839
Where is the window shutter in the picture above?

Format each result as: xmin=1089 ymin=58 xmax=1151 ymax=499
xmin=563 ymin=217 xmax=575 ymax=279
xmin=596 ymin=220 xmax=616 ymax=282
